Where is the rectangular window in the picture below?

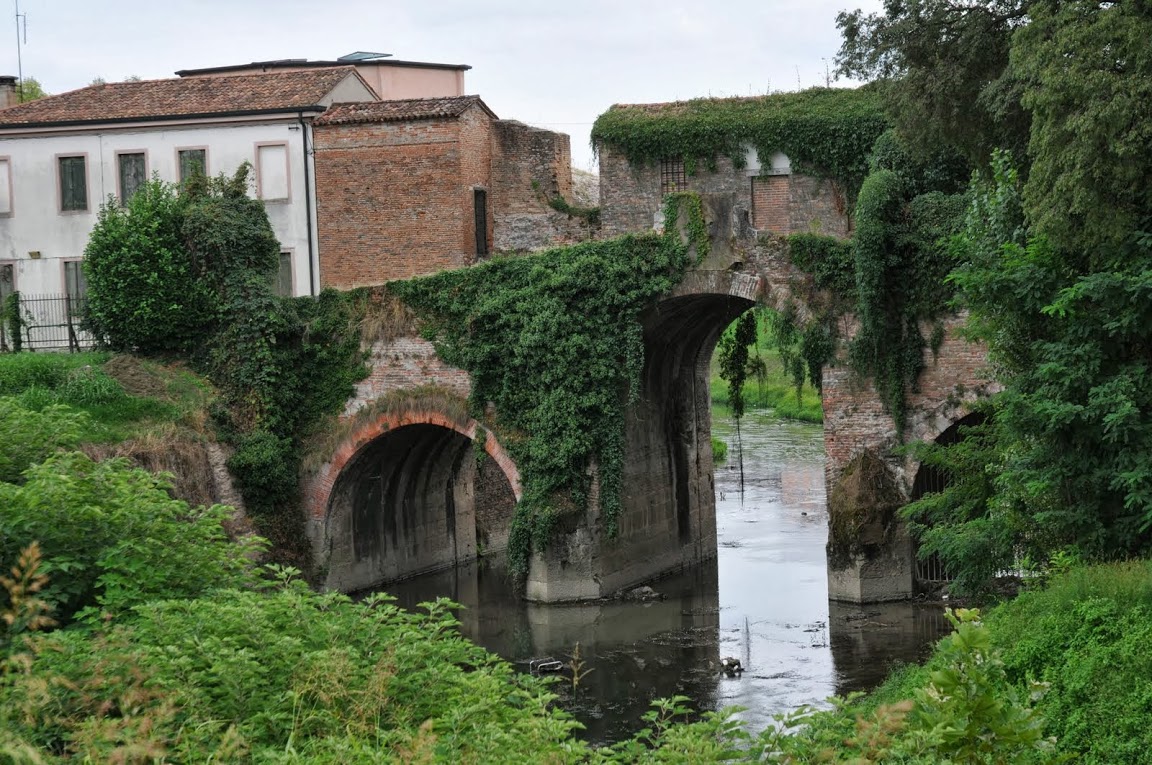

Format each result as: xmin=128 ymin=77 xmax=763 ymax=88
xmin=256 ymin=143 xmax=289 ymax=201
xmin=275 ymin=252 xmax=294 ymax=296
xmin=59 ymin=156 xmax=88 ymax=212
xmin=0 ymin=158 xmax=11 ymax=216
xmin=117 ymin=152 xmax=146 ymax=204
xmin=660 ymin=158 xmax=686 ymax=195
xmin=64 ymin=260 xmax=87 ymax=300
xmin=473 ymin=189 xmax=488 ymax=257
xmin=178 ymin=148 xmax=207 ymax=184
xmin=0 ymin=263 xmax=14 ymax=302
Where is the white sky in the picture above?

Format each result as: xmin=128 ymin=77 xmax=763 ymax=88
xmin=5 ymin=0 xmax=883 ymax=171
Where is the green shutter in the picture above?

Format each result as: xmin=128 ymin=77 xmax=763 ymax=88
xmin=119 ymin=153 xmax=145 ymax=203
xmin=59 ymin=156 xmax=87 ymax=211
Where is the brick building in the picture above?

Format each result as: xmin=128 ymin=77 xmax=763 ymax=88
xmin=313 ymin=97 xmax=594 ymax=288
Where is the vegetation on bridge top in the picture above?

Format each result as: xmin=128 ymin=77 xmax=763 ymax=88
xmin=591 ymin=86 xmax=889 ymax=191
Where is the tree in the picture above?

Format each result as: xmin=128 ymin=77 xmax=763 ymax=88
xmin=82 ymin=178 xmax=211 ymax=354
xmin=835 ymin=0 xmax=1031 ymax=166
xmin=16 ymin=76 xmax=46 ymax=102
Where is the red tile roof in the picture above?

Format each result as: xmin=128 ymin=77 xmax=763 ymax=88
xmin=0 ymin=67 xmax=363 ymax=127
xmin=314 ymin=95 xmax=496 ymax=125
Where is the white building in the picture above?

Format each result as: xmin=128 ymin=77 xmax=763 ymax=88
xmin=0 ymin=66 xmax=382 ymax=303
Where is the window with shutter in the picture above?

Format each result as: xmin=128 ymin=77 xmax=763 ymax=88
xmin=275 ymin=252 xmax=293 ymax=296
xmin=178 ymin=149 xmax=207 ymax=184
xmin=64 ymin=260 xmax=87 ymax=300
xmin=58 ymin=156 xmax=88 ymax=212
xmin=118 ymin=152 xmax=146 ymax=203
xmin=0 ymin=263 xmax=14 ymax=302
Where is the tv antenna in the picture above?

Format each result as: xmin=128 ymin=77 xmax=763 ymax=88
xmin=14 ymin=0 xmax=27 ymax=101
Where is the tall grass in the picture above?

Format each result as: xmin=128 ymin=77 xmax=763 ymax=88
xmin=0 ymin=352 xmax=206 ymax=442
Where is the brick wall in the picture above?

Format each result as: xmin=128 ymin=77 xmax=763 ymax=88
xmin=822 ymin=313 xmax=996 ymax=492
xmin=598 ymin=144 xmax=850 ymax=239
xmin=314 ymin=105 xmax=493 ymax=288
xmin=489 ymin=120 xmax=596 ymax=252
xmin=347 ymin=336 xmax=472 ymax=414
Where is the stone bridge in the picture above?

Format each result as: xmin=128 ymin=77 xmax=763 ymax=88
xmin=302 ymin=197 xmax=992 ymax=603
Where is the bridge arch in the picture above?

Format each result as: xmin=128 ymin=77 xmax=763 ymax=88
xmin=570 ymin=269 xmax=764 ymax=596
xmin=308 ymin=404 xmax=521 ymax=593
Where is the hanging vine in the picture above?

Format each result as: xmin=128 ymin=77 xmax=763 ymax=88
xmin=390 ymin=195 xmax=709 ymax=576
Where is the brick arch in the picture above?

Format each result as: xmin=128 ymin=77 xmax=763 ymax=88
xmin=307 ymin=408 xmax=521 ymax=522
xmin=307 ymin=406 xmax=522 ymax=593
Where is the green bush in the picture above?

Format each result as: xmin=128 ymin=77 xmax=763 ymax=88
xmin=0 ymin=397 xmax=87 ymax=483
xmin=0 ymin=451 xmax=263 ymax=623
xmin=83 ymin=179 xmax=211 ymax=353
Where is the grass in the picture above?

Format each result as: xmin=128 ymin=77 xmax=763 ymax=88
xmin=0 ymin=351 xmax=213 ymax=443
xmin=709 ymin=317 xmax=823 ymax=424
xmin=806 ymin=559 xmax=1152 ymax=763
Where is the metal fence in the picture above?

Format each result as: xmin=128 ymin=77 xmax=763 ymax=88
xmin=0 ymin=293 xmax=96 ymax=353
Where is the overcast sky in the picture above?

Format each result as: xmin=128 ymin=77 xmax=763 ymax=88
xmin=6 ymin=0 xmax=882 ymax=170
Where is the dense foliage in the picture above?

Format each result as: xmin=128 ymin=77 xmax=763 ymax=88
xmin=841 ymin=0 xmax=1152 ymax=588
xmin=391 ymin=197 xmax=702 ymax=574
xmin=84 ymin=180 xmax=210 ymax=353
xmin=80 ymin=168 xmax=367 ymax=557
xmin=592 ymin=87 xmax=888 ymax=193
xmin=835 ymin=0 xmax=1030 ymax=165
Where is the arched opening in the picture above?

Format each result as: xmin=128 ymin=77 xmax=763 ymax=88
xmin=600 ymin=274 xmax=757 ymax=590
xmin=908 ymin=411 xmax=987 ymax=590
xmin=322 ymin=422 xmax=518 ymax=592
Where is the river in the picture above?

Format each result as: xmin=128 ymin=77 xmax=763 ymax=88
xmin=383 ymin=410 xmax=948 ymax=743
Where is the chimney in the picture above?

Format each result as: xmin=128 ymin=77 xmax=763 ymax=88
xmin=0 ymin=76 xmax=18 ymax=109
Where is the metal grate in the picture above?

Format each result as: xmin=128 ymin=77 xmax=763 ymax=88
xmin=0 ymin=293 xmax=95 ymax=353
xmin=660 ymin=158 xmax=686 ymax=195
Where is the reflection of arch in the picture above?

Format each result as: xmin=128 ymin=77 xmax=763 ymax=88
xmin=908 ymin=411 xmax=987 ymax=587
xmin=310 ymin=408 xmax=521 ymax=592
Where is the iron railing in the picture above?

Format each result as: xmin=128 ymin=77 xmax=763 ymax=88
xmin=0 ymin=293 xmax=95 ymax=353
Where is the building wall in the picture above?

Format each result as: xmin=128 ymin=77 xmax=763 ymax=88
xmin=314 ymin=106 xmax=497 ymax=288
xmin=0 ymin=119 xmax=316 ymax=296
xmin=489 ymin=120 xmax=596 ymax=252
xmin=361 ymin=65 xmax=465 ymax=100
xmin=597 ymin=144 xmax=850 ymax=239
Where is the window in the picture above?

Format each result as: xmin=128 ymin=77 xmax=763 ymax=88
xmin=58 ymin=155 xmax=88 ymax=212
xmin=178 ymin=148 xmax=207 ymax=184
xmin=473 ymin=189 xmax=488 ymax=257
xmin=256 ymin=143 xmax=289 ymax=201
xmin=0 ymin=263 xmax=14 ymax=302
xmin=660 ymin=158 xmax=686 ymax=195
xmin=118 ymin=152 xmax=146 ymax=203
xmin=0 ymin=157 xmax=11 ymax=216
xmin=275 ymin=252 xmax=294 ymax=296
xmin=64 ymin=260 xmax=87 ymax=301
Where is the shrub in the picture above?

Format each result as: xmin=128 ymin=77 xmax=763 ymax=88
xmin=0 ymin=397 xmax=87 ymax=483
xmin=0 ymin=451 xmax=263 ymax=622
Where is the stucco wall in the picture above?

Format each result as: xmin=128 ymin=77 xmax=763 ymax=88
xmin=0 ymin=119 xmax=317 ymax=296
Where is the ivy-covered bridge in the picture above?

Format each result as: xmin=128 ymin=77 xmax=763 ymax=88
xmin=302 ymin=193 xmax=991 ymax=604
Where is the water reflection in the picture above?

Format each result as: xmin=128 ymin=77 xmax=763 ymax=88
xmin=382 ymin=411 xmax=949 ymax=743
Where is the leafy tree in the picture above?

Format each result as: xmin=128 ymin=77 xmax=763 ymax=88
xmin=1010 ymin=0 xmax=1152 ymax=257
xmin=15 ymin=76 xmax=46 ymax=102
xmin=835 ymin=0 xmax=1031 ymax=165
xmin=83 ymin=178 xmax=211 ymax=354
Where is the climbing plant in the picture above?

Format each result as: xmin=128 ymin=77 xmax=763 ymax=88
xmin=390 ymin=195 xmax=707 ymax=575
xmin=591 ymin=86 xmax=889 ymax=194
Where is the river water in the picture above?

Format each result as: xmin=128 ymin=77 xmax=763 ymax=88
xmin=384 ymin=410 xmax=948 ymax=743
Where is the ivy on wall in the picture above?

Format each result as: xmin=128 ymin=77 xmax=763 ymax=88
xmin=390 ymin=195 xmax=707 ymax=575
xmin=591 ymin=86 xmax=889 ymax=193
